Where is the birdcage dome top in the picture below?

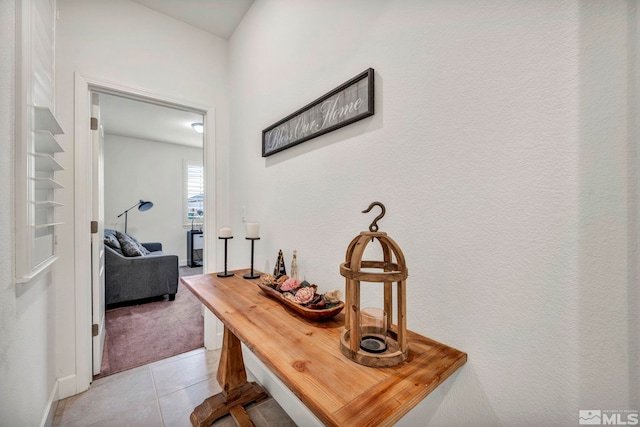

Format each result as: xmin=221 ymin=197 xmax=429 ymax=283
xmin=340 ymin=231 xmax=408 ymax=283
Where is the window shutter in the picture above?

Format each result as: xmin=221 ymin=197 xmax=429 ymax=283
xmin=186 ymin=162 xmax=204 ymax=219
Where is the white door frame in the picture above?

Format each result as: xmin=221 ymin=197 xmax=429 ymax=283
xmin=90 ymin=93 xmax=106 ymax=376
xmin=73 ymin=73 xmax=218 ymax=392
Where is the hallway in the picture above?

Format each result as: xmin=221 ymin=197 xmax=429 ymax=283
xmin=53 ymin=348 xmax=295 ymax=426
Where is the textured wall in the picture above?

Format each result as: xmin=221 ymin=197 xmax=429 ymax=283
xmin=0 ymin=0 xmax=17 ymax=421
xmin=228 ymin=0 xmax=636 ymax=425
xmin=577 ymin=0 xmax=636 ymax=409
xmin=0 ymin=1 xmax=58 ymax=425
xmin=55 ymin=0 xmax=230 ymax=394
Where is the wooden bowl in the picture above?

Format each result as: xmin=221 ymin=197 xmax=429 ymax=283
xmin=255 ymin=282 xmax=344 ymax=321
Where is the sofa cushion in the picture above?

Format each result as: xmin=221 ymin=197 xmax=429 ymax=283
xmin=116 ymin=231 xmax=148 ymax=257
xmin=104 ymin=233 xmax=121 ymax=250
xmin=128 ymin=233 xmax=150 ymax=255
xmin=142 ymin=242 xmax=162 ymax=252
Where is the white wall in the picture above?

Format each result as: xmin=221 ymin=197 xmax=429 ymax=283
xmin=104 ymin=134 xmax=203 ymax=264
xmin=55 ymin=0 xmax=230 ymax=395
xmin=0 ymin=1 xmax=59 ymax=425
xmin=633 ymin=1 xmax=640 ymax=408
xmin=577 ymin=0 xmax=636 ymax=410
xmin=228 ymin=0 xmax=637 ymax=425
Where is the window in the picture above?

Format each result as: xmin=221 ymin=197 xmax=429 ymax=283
xmin=184 ymin=160 xmax=204 ymax=225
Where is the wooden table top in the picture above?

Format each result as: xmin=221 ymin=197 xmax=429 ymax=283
xmin=181 ymin=270 xmax=466 ymax=427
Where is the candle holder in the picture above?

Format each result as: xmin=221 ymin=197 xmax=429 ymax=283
xmin=217 ymin=237 xmax=234 ymax=278
xmin=243 ymin=237 xmax=261 ymax=279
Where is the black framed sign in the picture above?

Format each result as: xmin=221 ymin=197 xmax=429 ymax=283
xmin=262 ymin=68 xmax=375 ymax=157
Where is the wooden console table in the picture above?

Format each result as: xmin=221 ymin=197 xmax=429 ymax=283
xmin=181 ymin=270 xmax=466 ymax=427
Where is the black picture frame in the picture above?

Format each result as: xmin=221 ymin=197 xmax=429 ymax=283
xmin=262 ymin=68 xmax=375 ymax=157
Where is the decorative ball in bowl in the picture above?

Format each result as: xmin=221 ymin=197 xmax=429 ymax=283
xmin=255 ymin=274 xmax=344 ymax=321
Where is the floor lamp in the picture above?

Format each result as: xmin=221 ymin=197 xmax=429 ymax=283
xmin=117 ymin=200 xmax=153 ymax=233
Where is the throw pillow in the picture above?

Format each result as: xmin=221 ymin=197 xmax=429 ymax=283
xmin=104 ymin=233 xmax=121 ymax=250
xmin=115 ymin=231 xmax=144 ymax=257
xmin=126 ymin=233 xmax=150 ymax=255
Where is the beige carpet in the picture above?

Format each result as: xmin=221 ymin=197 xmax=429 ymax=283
xmin=95 ymin=268 xmax=204 ymax=379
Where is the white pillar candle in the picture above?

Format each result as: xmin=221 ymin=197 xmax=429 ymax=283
xmin=246 ymin=222 xmax=260 ymax=238
xmin=219 ymin=227 xmax=232 ymax=238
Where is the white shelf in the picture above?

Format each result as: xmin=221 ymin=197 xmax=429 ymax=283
xmin=15 ymin=4 xmax=62 ymax=284
xmin=34 ymin=106 xmax=63 ymax=134
xmin=33 ymin=177 xmax=63 ymax=189
xmin=35 ymin=130 xmax=63 ymax=153
xmin=15 ymin=256 xmax=58 ymax=284
xmin=32 ymin=152 xmax=63 ymax=171
xmin=35 ymin=201 xmax=63 ymax=208
xmin=34 ymin=222 xmax=64 ymax=229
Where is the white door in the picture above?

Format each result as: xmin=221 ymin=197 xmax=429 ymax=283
xmin=91 ymin=92 xmax=106 ymax=376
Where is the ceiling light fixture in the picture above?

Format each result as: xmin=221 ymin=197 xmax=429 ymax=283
xmin=191 ymin=122 xmax=204 ymax=134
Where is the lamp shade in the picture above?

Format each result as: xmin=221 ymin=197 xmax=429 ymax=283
xmin=138 ymin=200 xmax=153 ymax=211
xmin=117 ymin=199 xmax=154 ymax=233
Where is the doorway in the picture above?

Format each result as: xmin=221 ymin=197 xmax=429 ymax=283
xmin=92 ymin=92 xmax=205 ymax=377
xmin=73 ymin=74 xmax=217 ymax=392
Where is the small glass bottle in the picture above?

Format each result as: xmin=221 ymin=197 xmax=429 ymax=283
xmin=291 ymin=250 xmax=299 ymax=279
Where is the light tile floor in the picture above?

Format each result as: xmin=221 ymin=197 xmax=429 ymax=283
xmin=53 ymin=348 xmax=296 ymax=427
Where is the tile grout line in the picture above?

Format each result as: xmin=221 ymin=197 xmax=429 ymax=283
xmin=149 ymin=364 xmax=167 ymax=427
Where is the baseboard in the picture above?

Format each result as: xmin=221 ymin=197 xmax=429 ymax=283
xmin=241 ymin=344 xmax=323 ymax=427
xmin=94 ymin=316 xmax=106 ymax=376
xmin=56 ymin=374 xmax=77 ymax=400
xmin=39 ymin=381 xmax=58 ymax=427
xmin=204 ymin=311 xmax=222 ymax=350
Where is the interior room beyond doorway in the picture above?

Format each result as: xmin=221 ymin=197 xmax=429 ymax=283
xmin=99 ymin=92 xmax=205 ymax=264
xmin=96 ymin=92 xmax=206 ymax=378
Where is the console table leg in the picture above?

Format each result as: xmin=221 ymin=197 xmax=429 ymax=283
xmin=218 ymin=326 xmax=248 ymax=400
xmin=229 ymin=405 xmax=255 ymax=427
xmin=190 ymin=326 xmax=267 ymax=427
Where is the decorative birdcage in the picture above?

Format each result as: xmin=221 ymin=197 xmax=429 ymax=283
xmin=339 ymin=202 xmax=409 ymax=367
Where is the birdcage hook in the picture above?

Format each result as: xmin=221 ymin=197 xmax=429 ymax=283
xmin=362 ymin=202 xmax=386 ymax=233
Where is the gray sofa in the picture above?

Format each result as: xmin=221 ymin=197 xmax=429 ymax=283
xmin=104 ymin=229 xmax=179 ymax=305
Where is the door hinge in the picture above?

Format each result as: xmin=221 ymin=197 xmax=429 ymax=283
xmin=92 ymin=324 xmax=99 ymax=337
xmin=90 ymin=221 xmax=98 ymax=234
xmin=90 ymin=117 xmax=98 ymax=131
